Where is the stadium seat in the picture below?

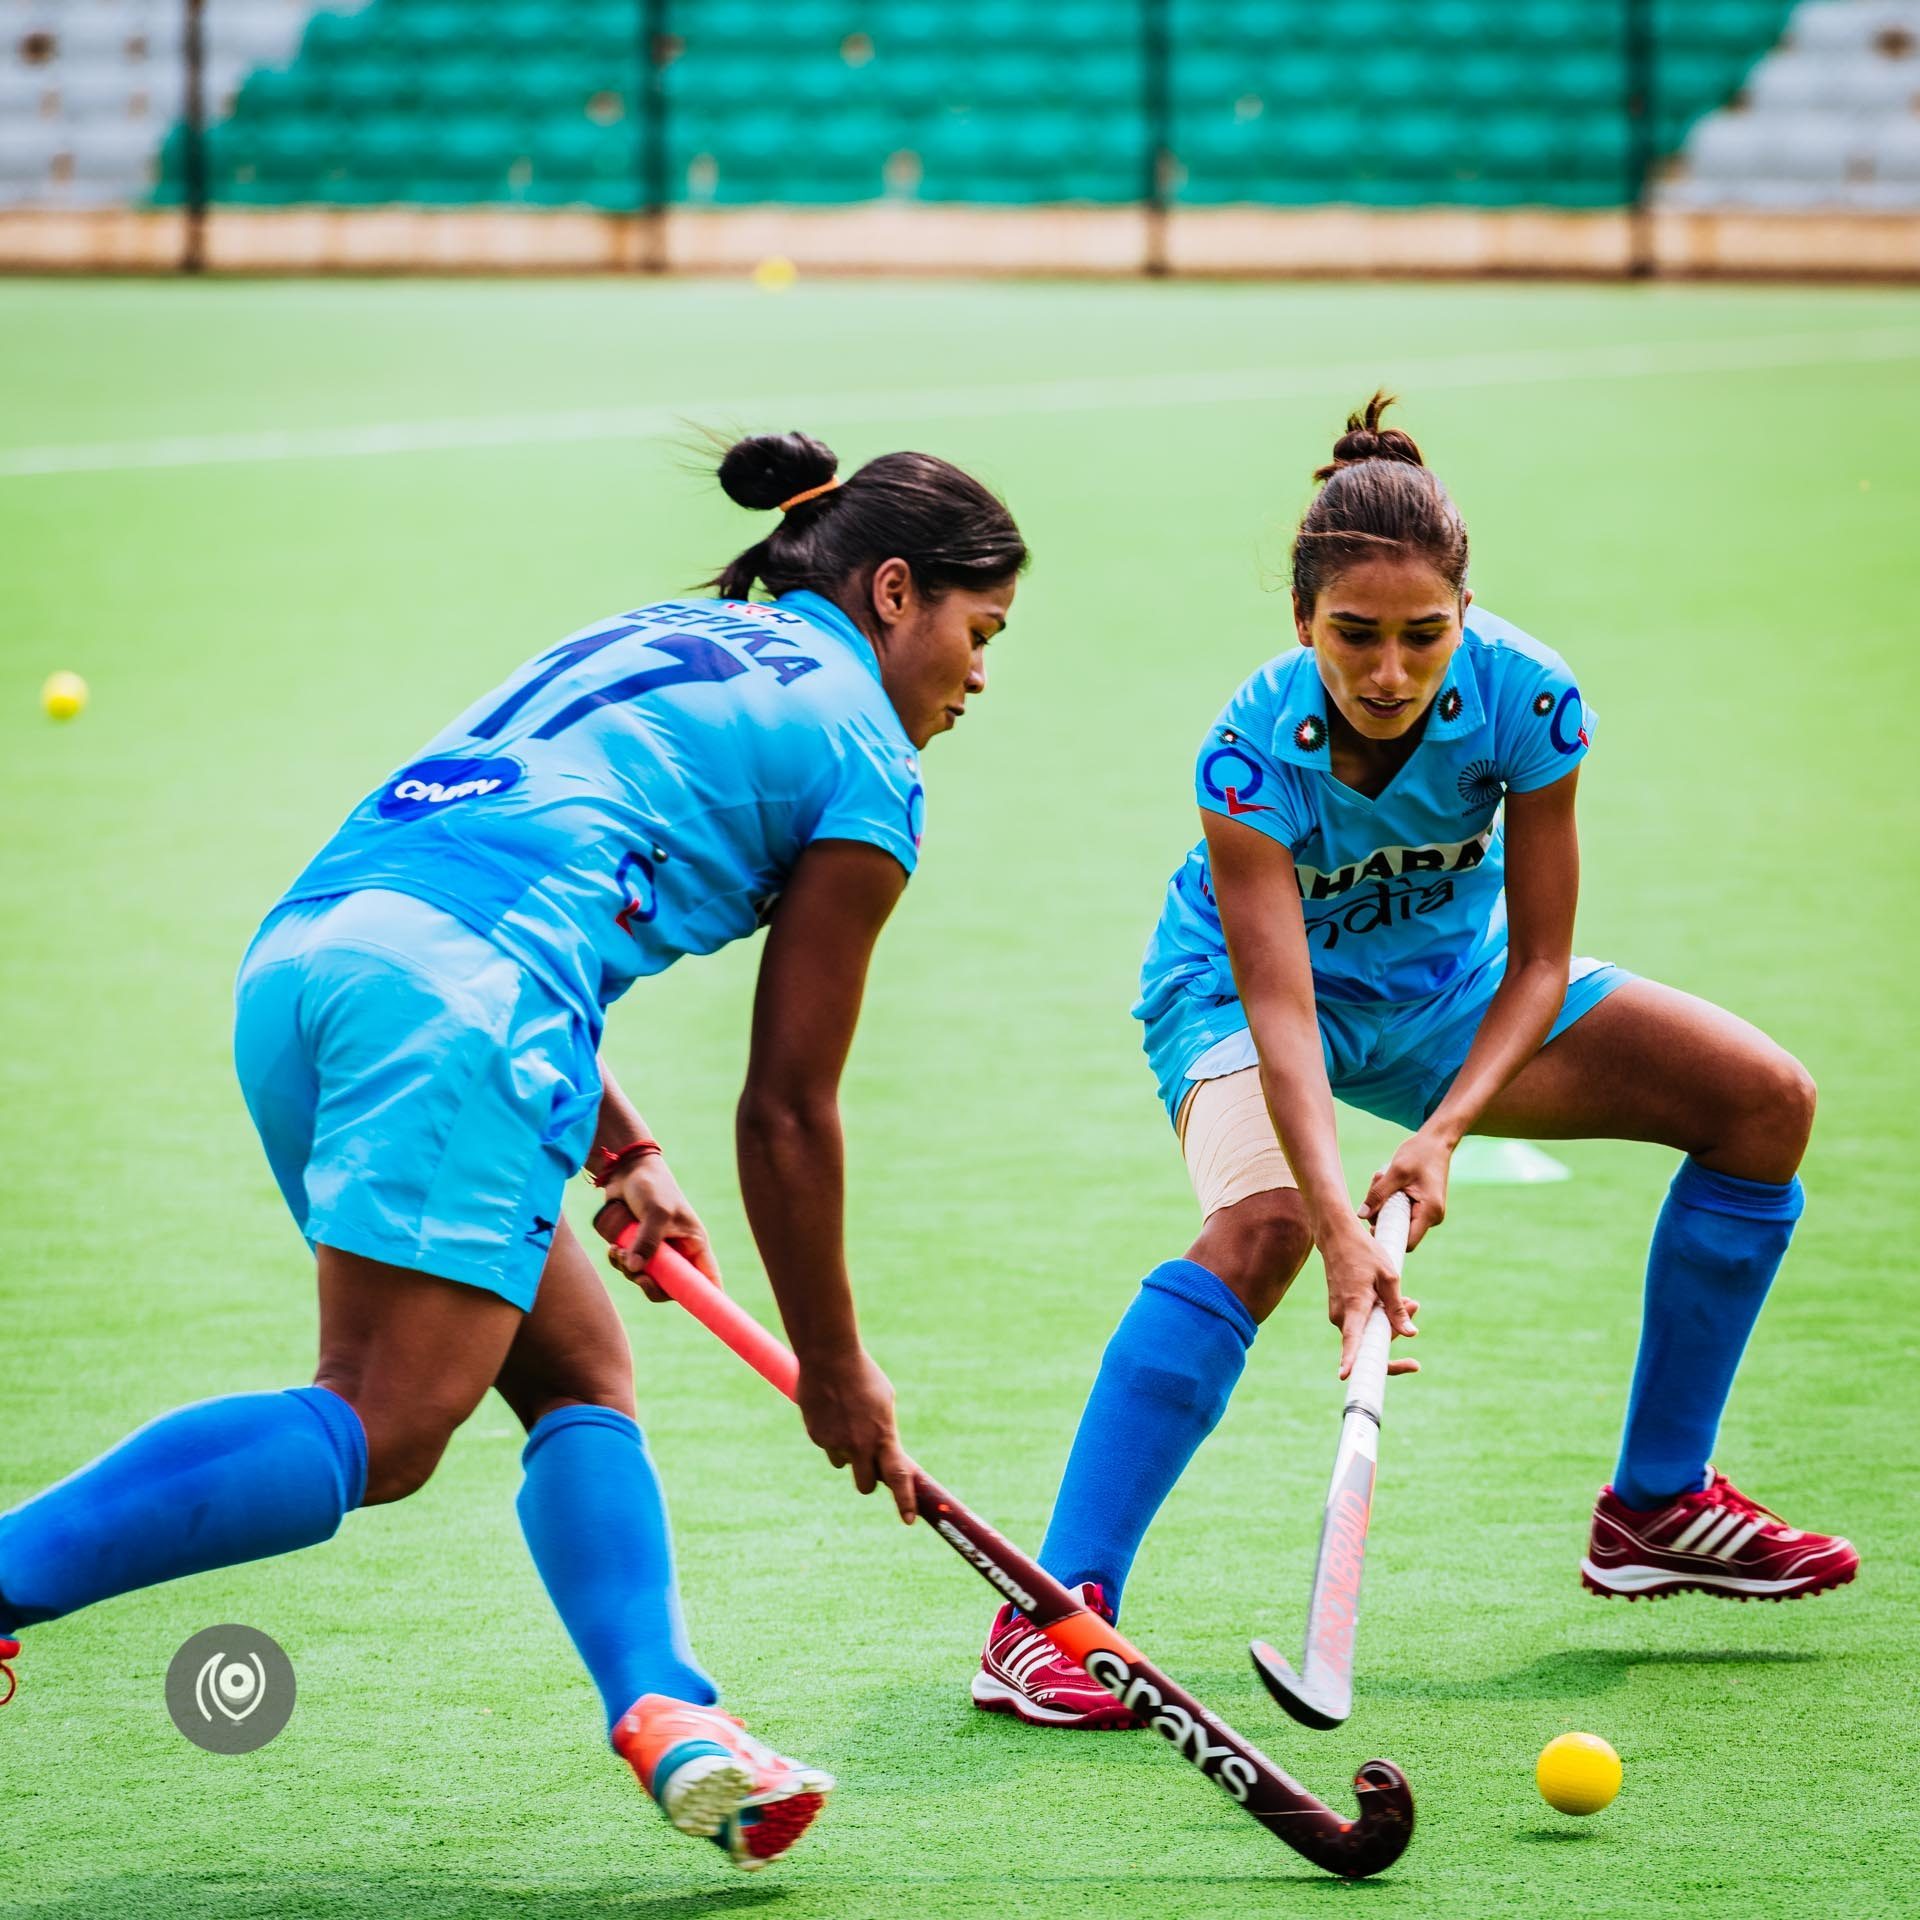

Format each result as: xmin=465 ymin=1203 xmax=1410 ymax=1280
xmin=1775 ymin=109 xmax=1867 ymax=178
xmin=1789 ymin=0 xmax=1918 ymax=51
xmin=0 ymin=126 xmax=62 ymax=189
xmin=1874 ymin=115 xmax=1920 ymax=178
xmin=0 ymin=68 xmax=49 ymax=119
xmin=1684 ymin=111 xmax=1782 ymax=180
xmin=1752 ymin=47 xmax=1920 ymax=109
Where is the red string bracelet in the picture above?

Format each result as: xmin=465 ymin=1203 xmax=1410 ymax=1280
xmin=589 ymin=1139 xmax=663 ymax=1188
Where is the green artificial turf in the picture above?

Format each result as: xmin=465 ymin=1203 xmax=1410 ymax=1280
xmin=2 ymin=277 xmax=1917 ymax=1919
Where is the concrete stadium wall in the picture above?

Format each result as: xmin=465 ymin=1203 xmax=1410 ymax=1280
xmin=3 ymin=203 xmax=1918 ymax=279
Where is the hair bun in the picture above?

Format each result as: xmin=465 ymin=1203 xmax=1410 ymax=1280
xmin=1314 ymin=391 xmax=1425 ymax=484
xmin=717 ymin=431 xmax=839 ymax=511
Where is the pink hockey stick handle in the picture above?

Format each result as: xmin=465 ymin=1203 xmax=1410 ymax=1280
xmin=614 ymin=1226 xmax=801 ymax=1401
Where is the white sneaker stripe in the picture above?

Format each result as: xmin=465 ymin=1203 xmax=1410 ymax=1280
xmin=1717 ymin=1518 xmax=1764 ymax=1559
xmin=1690 ymin=1512 xmax=1739 ymax=1555
xmin=1705 ymin=1511 xmax=1755 ymax=1556
xmin=1001 ymin=1646 xmax=1037 ymax=1684
xmin=1007 ymin=1642 xmax=1055 ymax=1687
xmin=1671 ymin=1510 xmax=1723 ymax=1552
xmin=1697 ymin=1512 xmax=1743 ymax=1559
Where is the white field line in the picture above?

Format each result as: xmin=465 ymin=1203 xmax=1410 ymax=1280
xmin=2 ymin=326 xmax=1917 ymax=480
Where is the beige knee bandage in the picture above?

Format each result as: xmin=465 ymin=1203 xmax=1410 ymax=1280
xmin=1175 ymin=1067 xmax=1298 ymax=1219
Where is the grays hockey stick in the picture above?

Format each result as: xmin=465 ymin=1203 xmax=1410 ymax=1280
xmin=621 ymin=1231 xmax=1416 ymax=1879
xmin=1251 ymin=1189 xmax=1410 ymax=1731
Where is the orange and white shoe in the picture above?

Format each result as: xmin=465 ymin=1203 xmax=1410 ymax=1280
xmin=613 ymin=1693 xmax=833 ymax=1872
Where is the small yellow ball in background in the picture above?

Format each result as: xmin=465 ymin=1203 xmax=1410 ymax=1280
xmin=1536 ymin=1731 xmax=1623 ymax=1815
xmin=752 ymin=254 xmax=798 ymax=292
xmin=41 ymin=670 xmax=88 ymax=722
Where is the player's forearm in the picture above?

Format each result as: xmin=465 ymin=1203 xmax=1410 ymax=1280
xmin=735 ymin=1089 xmax=862 ymax=1366
xmin=1423 ymin=955 xmax=1566 ymax=1146
xmin=1245 ymin=998 xmax=1358 ymax=1244
xmin=591 ymin=1062 xmax=657 ymax=1158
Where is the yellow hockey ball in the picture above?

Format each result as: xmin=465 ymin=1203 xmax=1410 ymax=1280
xmin=752 ymin=253 xmax=798 ymax=292
xmin=41 ymin=670 xmax=88 ymax=721
xmin=1536 ymin=1731 xmax=1622 ymax=1815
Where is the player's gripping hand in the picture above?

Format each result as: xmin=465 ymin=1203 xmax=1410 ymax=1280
xmin=594 ymin=1156 xmax=723 ymax=1302
xmin=1361 ymin=1129 xmax=1453 ymax=1251
xmin=1321 ymin=1220 xmax=1421 ymax=1382
xmin=796 ymin=1346 xmax=918 ymax=1524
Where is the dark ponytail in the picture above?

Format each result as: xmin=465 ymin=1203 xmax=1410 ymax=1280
xmin=1291 ymin=394 xmax=1469 ymax=610
xmin=706 ymin=430 xmax=1028 ymax=606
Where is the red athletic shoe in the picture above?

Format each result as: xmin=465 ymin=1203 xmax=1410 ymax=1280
xmin=1582 ymin=1472 xmax=1858 ymax=1602
xmin=971 ymin=1582 xmax=1138 ymax=1729
xmin=613 ymin=1693 xmax=833 ymax=1872
xmin=0 ymin=1638 xmax=18 ymax=1708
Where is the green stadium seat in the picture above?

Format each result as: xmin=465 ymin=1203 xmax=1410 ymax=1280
xmin=248 ymin=116 xmax=339 ymax=197
xmin=1425 ymin=0 xmax=1499 ymax=49
xmin=340 ymin=116 xmax=423 ymax=187
xmin=438 ymin=115 xmax=518 ymax=183
xmin=1653 ymin=0 xmax=1793 ymax=54
xmin=1371 ymin=110 xmax=1465 ymax=183
xmin=329 ymin=57 xmax=417 ymax=117
xmin=1558 ymin=112 xmax=1632 ymax=182
xmin=1452 ymin=50 xmax=1538 ymax=106
xmin=1472 ymin=114 xmax=1561 ymax=184
xmin=235 ymin=65 xmax=325 ymax=120
xmin=859 ymin=6 xmax=948 ymax=54
xmin=372 ymin=4 xmax=471 ymax=55
xmin=1277 ymin=106 xmax=1378 ymax=179
xmin=298 ymin=8 xmax=370 ymax=72
xmin=516 ymin=54 xmax=595 ymax=112
xmin=1535 ymin=47 xmax=1622 ymax=109
xmin=1510 ymin=2 xmax=1621 ymax=52
xmin=414 ymin=57 xmax=517 ymax=111
xmin=1359 ymin=47 xmax=1451 ymax=105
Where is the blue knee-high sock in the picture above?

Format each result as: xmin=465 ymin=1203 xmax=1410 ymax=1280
xmin=515 ymin=1404 xmax=716 ymax=1733
xmin=1037 ymin=1261 xmax=1256 ymax=1617
xmin=0 ymin=1386 xmax=367 ymax=1632
xmin=1613 ymin=1159 xmax=1805 ymax=1511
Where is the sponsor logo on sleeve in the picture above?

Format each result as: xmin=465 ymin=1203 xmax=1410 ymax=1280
xmin=1532 ymin=685 xmax=1588 ymax=754
xmin=1201 ymin=744 xmax=1272 ymax=816
xmin=613 ymin=849 xmax=658 ymax=934
xmin=376 ymin=756 xmax=523 ymax=821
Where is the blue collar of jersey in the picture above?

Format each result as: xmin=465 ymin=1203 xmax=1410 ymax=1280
xmin=777 ymin=589 xmax=884 ymax=684
xmin=1269 ymin=642 xmax=1485 ymax=768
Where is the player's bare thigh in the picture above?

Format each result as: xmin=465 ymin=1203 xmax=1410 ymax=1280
xmin=314 ymin=1246 xmax=525 ymax=1506
xmin=1177 ymin=1069 xmax=1315 ymax=1324
xmin=491 ymin=1216 xmax=639 ymax=1430
xmin=1471 ymin=978 xmax=1816 ymax=1184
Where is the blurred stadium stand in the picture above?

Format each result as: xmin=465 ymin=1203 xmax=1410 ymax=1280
xmin=2 ymin=0 xmax=1916 ymax=274
xmin=1665 ymin=0 xmax=1920 ymax=209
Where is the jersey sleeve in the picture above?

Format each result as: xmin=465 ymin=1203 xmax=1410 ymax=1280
xmin=1497 ymin=642 xmax=1595 ymax=794
xmin=1191 ymin=695 xmax=1310 ymax=850
xmin=808 ymin=719 xmax=923 ymax=877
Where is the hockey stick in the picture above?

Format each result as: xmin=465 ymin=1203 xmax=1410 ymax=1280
xmin=617 ymin=1228 xmax=1414 ymax=1879
xmin=1250 ymin=1190 xmax=1410 ymax=1731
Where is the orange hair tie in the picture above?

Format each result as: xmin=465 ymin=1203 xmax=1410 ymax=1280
xmin=777 ymin=476 xmax=841 ymax=513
